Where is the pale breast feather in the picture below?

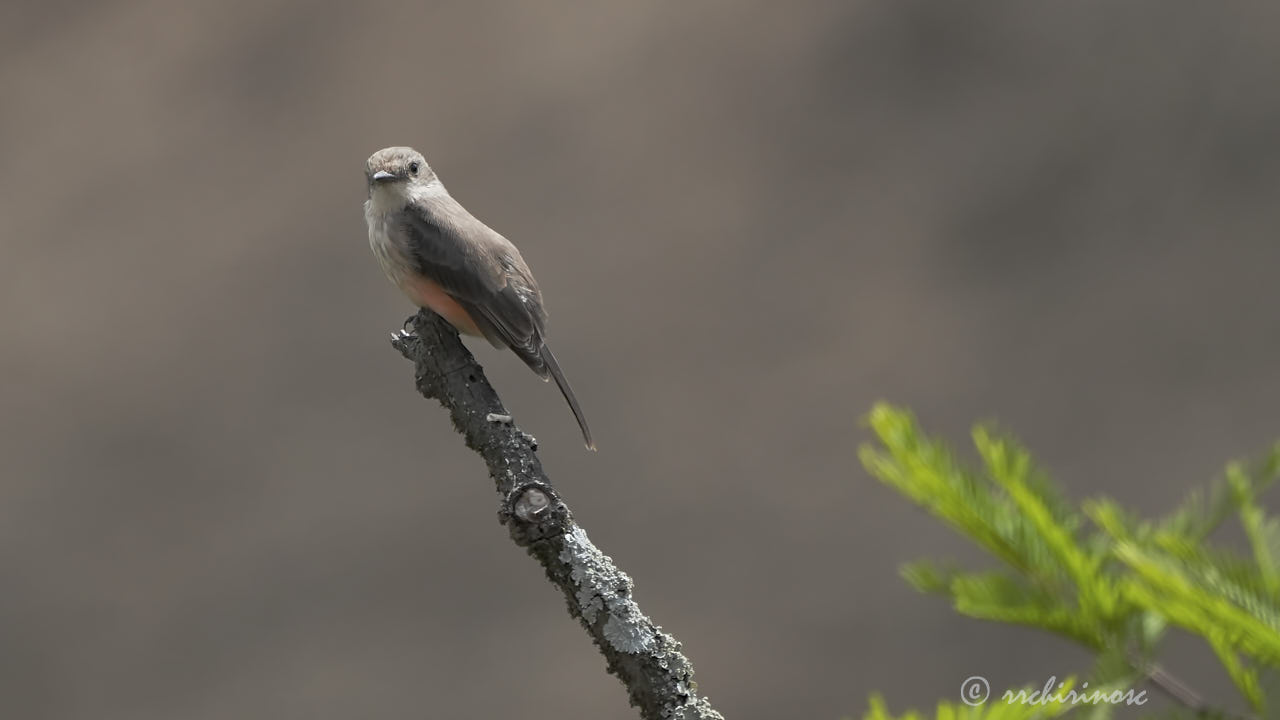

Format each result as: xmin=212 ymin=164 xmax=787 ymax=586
xmin=365 ymin=200 xmax=406 ymax=286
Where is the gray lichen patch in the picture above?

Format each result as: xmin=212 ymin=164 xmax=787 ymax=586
xmin=603 ymin=609 xmax=655 ymax=654
xmin=560 ymin=525 xmax=656 ymax=653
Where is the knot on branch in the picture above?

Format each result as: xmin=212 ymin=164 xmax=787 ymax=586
xmin=501 ymin=481 xmax=572 ymax=544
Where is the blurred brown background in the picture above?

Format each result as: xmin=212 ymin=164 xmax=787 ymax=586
xmin=2 ymin=2 xmax=1279 ymax=718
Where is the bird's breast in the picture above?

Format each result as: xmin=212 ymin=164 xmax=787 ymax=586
xmin=364 ymin=205 xmax=404 ymax=286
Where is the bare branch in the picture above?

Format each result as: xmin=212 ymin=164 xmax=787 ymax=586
xmin=391 ymin=310 xmax=724 ymax=720
xmin=1142 ymin=662 xmax=1254 ymax=720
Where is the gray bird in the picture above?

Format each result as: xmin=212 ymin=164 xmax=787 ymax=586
xmin=363 ymin=146 xmax=594 ymax=450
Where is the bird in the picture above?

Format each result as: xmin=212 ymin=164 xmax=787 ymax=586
xmin=363 ymin=146 xmax=594 ymax=450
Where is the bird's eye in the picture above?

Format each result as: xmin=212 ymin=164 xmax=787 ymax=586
xmin=409 ymin=162 xmax=420 ymax=175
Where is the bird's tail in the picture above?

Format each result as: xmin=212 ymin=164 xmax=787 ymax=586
xmin=538 ymin=343 xmax=595 ymax=451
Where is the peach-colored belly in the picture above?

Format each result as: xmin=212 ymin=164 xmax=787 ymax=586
xmin=401 ymin=274 xmax=482 ymax=336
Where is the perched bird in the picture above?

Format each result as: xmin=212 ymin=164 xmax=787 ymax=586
xmin=363 ymin=146 xmax=594 ymax=450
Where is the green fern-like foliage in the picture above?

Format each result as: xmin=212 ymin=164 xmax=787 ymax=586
xmin=859 ymin=403 xmax=1280 ymax=718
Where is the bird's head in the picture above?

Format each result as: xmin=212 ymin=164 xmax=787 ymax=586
xmin=366 ymin=146 xmax=435 ymax=195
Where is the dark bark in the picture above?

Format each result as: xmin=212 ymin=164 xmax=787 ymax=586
xmin=391 ymin=310 xmax=724 ymax=720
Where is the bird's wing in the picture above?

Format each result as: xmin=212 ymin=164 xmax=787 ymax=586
xmin=388 ymin=197 xmax=548 ymax=362
xmin=388 ymin=193 xmax=593 ymax=449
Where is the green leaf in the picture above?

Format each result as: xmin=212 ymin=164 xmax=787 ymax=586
xmin=1231 ymin=464 xmax=1280 ymax=601
xmin=1207 ymin=633 xmax=1263 ymax=712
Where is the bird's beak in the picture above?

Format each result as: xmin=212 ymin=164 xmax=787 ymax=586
xmin=371 ymin=170 xmax=397 ymax=182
